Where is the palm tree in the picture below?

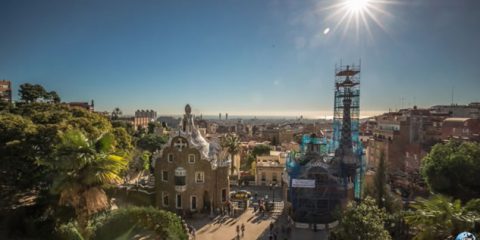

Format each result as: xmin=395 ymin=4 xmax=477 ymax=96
xmin=46 ymin=129 xmax=127 ymax=237
xmin=405 ymin=194 xmax=480 ymax=240
xmin=222 ymin=133 xmax=241 ymax=176
xmin=111 ymin=107 xmax=122 ymax=120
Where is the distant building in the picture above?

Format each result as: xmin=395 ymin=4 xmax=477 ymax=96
xmin=135 ymin=109 xmax=157 ymax=121
xmin=366 ymin=107 xmax=442 ymax=174
xmin=255 ymin=151 xmax=287 ymax=186
xmin=0 ymin=80 xmax=12 ymax=103
xmin=441 ymin=118 xmax=480 ymax=142
xmin=430 ymin=103 xmax=480 ymax=119
xmin=154 ymin=104 xmax=230 ymax=214
xmin=68 ymin=100 xmax=94 ymax=111
xmin=261 ymin=128 xmax=294 ymax=146
xmin=158 ymin=116 xmax=180 ymax=129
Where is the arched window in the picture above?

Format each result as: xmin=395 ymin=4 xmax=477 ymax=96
xmin=188 ymin=154 xmax=196 ymax=164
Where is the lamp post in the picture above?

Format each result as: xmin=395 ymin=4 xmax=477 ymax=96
xmin=270 ymin=183 xmax=276 ymax=203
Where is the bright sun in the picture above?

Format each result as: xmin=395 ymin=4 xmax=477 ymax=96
xmin=346 ymin=0 xmax=370 ymax=12
xmin=322 ymin=0 xmax=395 ymax=40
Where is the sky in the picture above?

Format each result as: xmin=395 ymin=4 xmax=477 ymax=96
xmin=1 ymin=0 xmax=479 ymax=118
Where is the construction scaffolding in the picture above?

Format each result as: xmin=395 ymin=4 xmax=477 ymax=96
xmin=285 ymin=63 xmax=365 ymax=226
xmin=286 ymin=134 xmax=344 ymax=224
xmin=331 ymin=63 xmax=364 ymax=200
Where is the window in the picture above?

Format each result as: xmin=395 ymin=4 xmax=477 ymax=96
xmin=191 ymin=196 xmax=197 ymax=210
xmin=195 ymin=171 xmax=205 ymax=183
xmin=221 ymin=189 xmax=227 ymax=202
xmin=261 ymin=172 xmax=266 ymax=181
xmin=175 ymin=167 xmax=186 ymax=185
xmin=162 ymin=192 xmax=169 ymax=207
xmin=168 ymin=153 xmax=174 ymax=162
xmin=188 ymin=154 xmax=196 ymax=164
xmin=175 ymin=176 xmax=186 ymax=186
xmin=272 ymin=172 xmax=278 ymax=182
xmin=176 ymin=194 xmax=182 ymax=209
xmin=162 ymin=171 xmax=168 ymax=182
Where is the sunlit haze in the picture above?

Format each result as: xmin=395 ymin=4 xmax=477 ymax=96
xmin=1 ymin=0 xmax=479 ymax=116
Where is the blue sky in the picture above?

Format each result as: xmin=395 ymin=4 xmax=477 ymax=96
xmin=1 ymin=0 xmax=479 ymax=117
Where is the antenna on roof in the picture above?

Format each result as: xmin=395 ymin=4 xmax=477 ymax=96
xmin=451 ymin=86 xmax=454 ymax=106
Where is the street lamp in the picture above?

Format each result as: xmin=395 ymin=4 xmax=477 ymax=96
xmin=270 ymin=183 xmax=276 ymax=202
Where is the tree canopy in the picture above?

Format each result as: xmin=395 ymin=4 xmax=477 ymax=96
xmin=421 ymin=140 xmax=480 ymax=200
xmin=331 ymin=197 xmax=392 ymax=240
xmin=222 ymin=133 xmax=241 ymax=175
xmin=136 ymin=134 xmax=167 ymax=153
xmin=0 ymin=99 xmax=131 ymax=193
xmin=251 ymin=144 xmax=271 ymax=157
xmin=18 ymin=83 xmax=60 ymax=103
xmin=43 ymin=129 xmax=128 ymax=237
xmin=405 ymin=195 xmax=480 ymax=240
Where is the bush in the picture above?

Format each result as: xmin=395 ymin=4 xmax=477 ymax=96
xmin=92 ymin=206 xmax=187 ymax=240
xmin=56 ymin=222 xmax=84 ymax=240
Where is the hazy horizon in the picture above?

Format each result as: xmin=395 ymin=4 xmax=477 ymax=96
xmin=2 ymin=0 xmax=479 ymax=115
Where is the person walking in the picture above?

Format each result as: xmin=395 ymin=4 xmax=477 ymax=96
xmin=236 ymin=225 xmax=240 ymax=237
xmin=241 ymin=223 xmax=245 ymax=237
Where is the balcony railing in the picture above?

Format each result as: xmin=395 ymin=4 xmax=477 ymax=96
xmin=175 ymin=185 xmax=187 ymax=192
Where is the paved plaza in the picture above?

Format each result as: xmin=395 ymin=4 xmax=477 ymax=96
xmin=187 ymin=206 xmax=328 ymax=240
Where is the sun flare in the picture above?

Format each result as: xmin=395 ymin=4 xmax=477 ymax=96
xmin=323 ymin=0 xmax=395 ymax=41
xmin=346 ymin=0 xmax=370 ymax=12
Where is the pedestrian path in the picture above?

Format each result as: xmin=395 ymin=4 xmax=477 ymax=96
xmin=258 ymin=212 xmax=328 ymax=240
xmin=187 ymin=205 xmax=283 ymax=240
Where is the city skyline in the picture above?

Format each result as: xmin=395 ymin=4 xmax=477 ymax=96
xmin=1 ymin=0 xmax=479 ymax=116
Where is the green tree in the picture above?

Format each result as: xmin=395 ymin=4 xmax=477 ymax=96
xmin=42 ymin=129 xmax=128 ymax=237
xmin=1 ymin=103 xmax=118 ymax=195
xmin=421 ymin=141 xmax=480 ymax=200
xmin=136 ymin=134 xmax=167 ymax=153
xmin=0 ymin=98 xmax=12 ymax=111
xmin=405 ymin=195 xmax=480 ymax=240
xmin=19 ymin=83 xmax=48 ymax=103
xmin=222 ymin=133 xmax=241 ymax=175
xmin=147 ymin=121 xmax=162 ymax=134
xmin=112 ymin=127 xmax=133 ymax=154
xmin=374 ymin=152 xmax=387 ymax=209
xmin=111 ymin=107 xmax=122 ymax=120
xmin=0 ymin=113 xmax=41 ymax=189
xmin=331 ymin=196 xmax=392 ymax=240
xmin=111 ymin=120 xmax=134 ymax=135
xmin=92 ymin=206 xmax=187 ymax=240
xmin=48 ymin=90 xmax=61 ymax=103
xmin=252 ymin=144 xmax=271 ymax=157
xmin=365 ymin=150 xmax=402 ymax=213
xmin=243 ymin=144 xmax=271 ymax=172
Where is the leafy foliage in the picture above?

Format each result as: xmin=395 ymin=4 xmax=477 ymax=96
xmin=56 ymin=222 xmax=84 ymax=240
xmin=330 ymin=197 xmax=392 ymax=240
xmin=44 ymin=129 xmax=128 ymax=237
xmin=421 ymin=140 xmax=480 ymax=200
xmin=251 ymin=144 xmax=271 ymax=157
xmin=147 ymin=121 xmax=162 ymax=134
xmin=0 ymin=113 xmax=41 ymax=189
xmin=111 ymin=107 xmax=122 ymax=120
xmin=64 ymin=206 xmax=188 ymax=240
xmin=18 ymin=83 xmax=60 ymax=103
xmin=136 ymin=134 xmax=167 ymax=153
xmin=222 ymin=133 xmax=241 ymax=175
xmin=405 ymin=195 xmax=480 ymax=240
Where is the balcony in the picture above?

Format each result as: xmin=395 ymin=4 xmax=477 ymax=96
xmin=175 ymin=185 xmax=187 ymax=192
